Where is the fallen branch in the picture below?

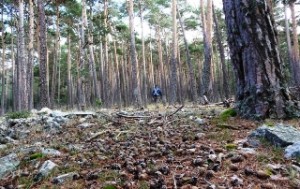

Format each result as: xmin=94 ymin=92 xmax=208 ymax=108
xmin=86 ymin=130 xmax=110 ymax=142
xmin=216 ymin=124 xmax=239 ymax=130
xmin=115 ymin=130 xmax=136 ymax=140
xmin=115 ymin=113 xmax=151 ymax=119
xmin=215 ymin=98 xmax=235 ymax=108
xmin=166 ymin=105 xmax=184 ymax=118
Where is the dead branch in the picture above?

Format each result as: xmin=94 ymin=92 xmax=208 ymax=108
xmin=115 ymin=113 xmax=151 ymax=119
xmin=86 ymin=130 xmax=110 ymax=142
xmin=166 ymin=105 xmax=184 ymax=118
xmin=215 ymin=98 xmax=235 ymax=108
xmin=216 ymin=124 xmax=239 ymax=130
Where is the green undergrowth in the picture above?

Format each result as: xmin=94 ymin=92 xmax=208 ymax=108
xmin=6 ymin=111 xmax=31 ymax=119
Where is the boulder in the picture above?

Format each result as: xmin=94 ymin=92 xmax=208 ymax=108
xmin=34 ymin=160 xmax=57 ymax=182
xmin=0 ymin=153 xmax=20 ymax=179
xmin=38 ymin=107 xmax=53 ymax=115
xmin=52 ymin=172 xmax=80 ymax=184
xmin=285 ymin=142 xmax=300 ymax=159
xmin=41 ymin=148 xmax=62 ymax=156
xmin=248 ymin=124 xmax=300 ymax=147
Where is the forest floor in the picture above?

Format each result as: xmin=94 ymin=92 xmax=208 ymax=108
xmin=1 ymin=104 xmax=300 ymax=189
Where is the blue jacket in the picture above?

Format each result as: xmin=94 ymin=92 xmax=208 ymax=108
xmin=152 ymin=87 xmax=162 ymax=97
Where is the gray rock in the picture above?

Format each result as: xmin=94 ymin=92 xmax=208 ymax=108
xmin=285 ymin=142 xmax=300 ymax=158
xmin=52 ymin=172 xmax=79 ymax=184
xmin=34 ymin=160 xmax=57 ymax=182
xmin=50 ymin=111 xmax=69 ymax=117
xmin=0 ymin=153 xmax=20 ymax=179
xmin=77 ymin=122 xmax=93 ymax=129
xmin=38 ymin=107 xmax=52 ymax=115
xmin=248 ymin=124 xmax=300 ymax=147
xmin=0 ymin=144 xmax=7 ymax=150
xmin=41 ymin=148 xmax=61 ymax=156
xmin=238 ymin=148 xmax=256 ymax=155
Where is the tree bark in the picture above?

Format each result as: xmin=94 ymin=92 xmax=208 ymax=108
xmin=1 ymin=8 xmax=6 ymax=115
xmin=27 ymin=0 xmax=34 ymax=110
xmin=201 ymin=0 xmax=213 ymax=101
xmin=170 ymin=0 xmax=178 ymax=105
xmin=289 ymin=1 xmax=300 ymax=86
xmin=37 ymin=0 xmax=50 ymax=108
xmin=128 ymin=0 xmax=142 ymax=107
xmin=284 ymin=3 xmax=294 ymax=84
xmin=177 ymin=6 xmax=198 ymax=103
xmin=67 ymin=34 xmax=73 ymax=108
xmin=212 ymin=3 xmax=229 ymax=99
xmin=223 ymin=0 xmax=300 ymax=119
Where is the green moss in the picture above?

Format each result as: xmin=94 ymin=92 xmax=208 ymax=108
xmin=219 ymin=108 xmax=237 ymax=122
xmin=6 ymin=111 xmax=31 ymax=119
xmin=138 ymin=181 xmax=149 ymax=189
xmin=264 ymin=168 xmax=273 ymax=176
xmin=29 ymin=152 xmax=45 ymax=160
xmin=225 ymin=143 xmax=238 ymax=151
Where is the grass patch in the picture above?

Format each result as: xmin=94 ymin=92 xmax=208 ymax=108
xmin=6 ymin=111 xmax=31 ymax=119
xmin=29 ymin=152 xmax=45 ymax=160
xmin=219 ymin=108 xmax=237 ymax=122
xmin=206 ymin=129 xmax=233 ymax=143
xmin=225 ymin=143 xmax=238 ymax=151
xmin=98 ymin=170 xmax=120 ymax=182
xmin=138 ymin=181 xmax=149 ymax=189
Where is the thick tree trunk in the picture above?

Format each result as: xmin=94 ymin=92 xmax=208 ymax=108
xmin=284 ymin=3 xmax=294 ymax=84
xmin=27 ymin=0 xmax=34 ymax=110
xmin=170 ymin=0 xmax=178 ymax=105
xmin=1 ymin=9 xmax=6 ymax=115
xmin=213 ymin=4 xmax=229 ymax=99
xmin=201 ymin=0 xmax=213 ymax=101
xmin=223 ymin=0 xmax=300 ymax=119
xmin=37 ymin=0 xmax=50 ymax=108
xmin=67 ymin=34 xmax=73 ymax=108
xmin=128 ymin=0 xmax=142 ymax=107
xmin=139 ymin=2 xmax=148 ymax=105
xmin=18 ymin=0 xmax=28 ymax=110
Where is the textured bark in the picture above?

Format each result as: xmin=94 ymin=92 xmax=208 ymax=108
xmin=37 ymin=0 xmax=50 ymax=108
xmin=128 ymin=0 xmax=142 ymax=107
xmin=201 ymin=0 xmax=213 ymax=100
xmin=212 ymin=4 xmax=229 ymax=99
xmin=170 ymin=0 xmax=178 ymax=105
xmin=284 ymin=3 xmax=294 ymax=83
xmin=27 ymin=0 xmax=34 ymax=110
xmin=1 ymin=9 xmax=6 ymax=115
xmin=139 ymin=2 xmax=148 ymax=105
xmin=67 ymin=34 xmax=73 ymax=108
xmin=17 ymin=0 xmax=28 ymax=110
xmin=223 ymin=0 xmax=300 ymax=119
xmin=289 ymin=1 xmax=300 ymax=86
xmin=103 ymin=0 xmax=110 ymax=107
xmin=50 ymin=5 xmax=60 ymax=107
xmin=156 ymin=27 xmax=165 ymax=94
xmin=177 ymin=7 xmax=198 ymax=103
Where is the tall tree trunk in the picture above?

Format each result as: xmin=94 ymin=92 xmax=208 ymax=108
xmin=139 ymin=2 xmax=148 ymax=105
xmin=37 ymin=0 xmax=50 ymax=108
xmin=213 ymin=3 xmax=229 ymax=99
xmin=284 ymin=3 xmax=294 ymax=84
xmin=177 ymin=6 xmax=198 ymax=103
xmin=201 ymin=0 xmax=213 ymax=101
xmin=170 ymin=0 xmax=178 ymax=105
xmin=83 ymin=0 xmax=100 ymax=103
xmin=223 ymin=0 xmax=299 ymax=119
xmin=67 ymin=34 xmax=73 ymax=108
xmin=128 ymin=0 xmax=142 ymax=107
xmin=103 ymin=0 xmax=110 ymax=107
xmin=50 ymin=5 xmax=60 ymax=107
xmin=17 ymin=0 xmax=28 ymax=110
xmin=289 ymin=1 xmax=300 ymax=86
xmin=27 ymin=0 xmax=34 ymax=110
xmin=1 ymin=8 xmax=6 ymax=115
